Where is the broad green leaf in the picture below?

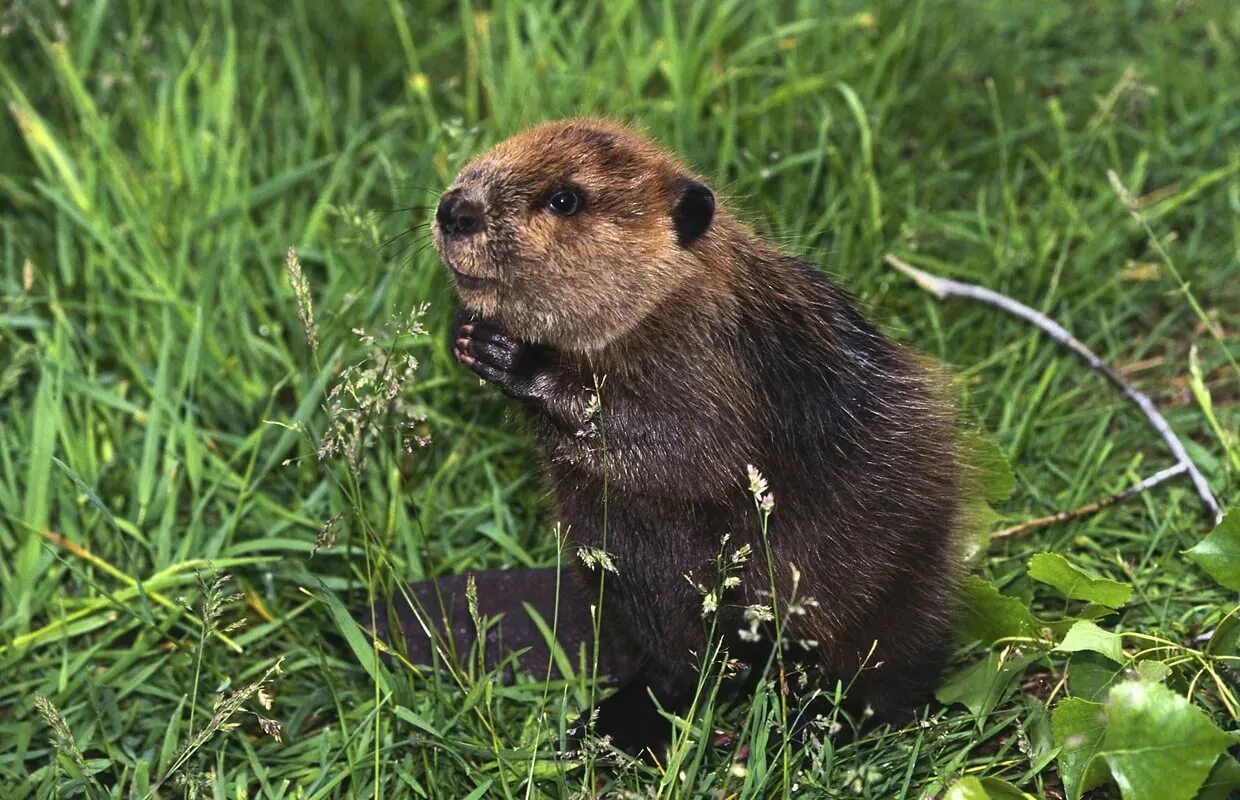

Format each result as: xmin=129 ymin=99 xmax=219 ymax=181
xmin=960 ymin=431 xmax=1017 ymax=502
xmin=1206 ymin=613 xmax=1240 ymax=656
xmin=943 ymin=776 xmax=1036 ymax=799
xmin=1028 ymin=553 xmax=1132 ymax=608
xmin=958 ymin=576 xmax=1038 ymax=646
xmin=937 ymin=650 xmax=1036 ymax=719
xmin=1052 ymin=697 xmax=1110 ymax=800
xmin=1068 ymin=652 xmax=1125 ymax=702
xmin=1102 ymin=680 xmax=1237 ymax=800
xmin=943 ymin=777 xmax=990 ymax=800
xmin=1185 ymin=508 xmax=1240 ymax=591
xmin=1135 ymin=660 xmax=1171 ymax=683
xmin=960 ymin=491 xmax=1003 ymax=563
xmin=1199 ymin=756 xmax=1240 ymax=800
xmin=1056 ymin=620 xmax=1126 ymax=664
xmin=957 ymin=432 xmax=1014 ymax=561
xmin=1076 ymin=602 xmax=1120 ymax=621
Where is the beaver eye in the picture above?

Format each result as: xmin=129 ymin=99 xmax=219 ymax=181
xmin=547 ymin=189 xmax=581 ymax=216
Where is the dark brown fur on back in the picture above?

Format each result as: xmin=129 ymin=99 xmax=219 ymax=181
xmin=415 ymin=119 xmax=962 ymax=752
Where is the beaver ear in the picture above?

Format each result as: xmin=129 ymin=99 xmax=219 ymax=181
xmin=670 ymin=178 xmax=715 ymax=248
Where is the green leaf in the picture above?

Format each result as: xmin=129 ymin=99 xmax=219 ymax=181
xmin=937 ymin=650 xmax=1037 ymax=720
xmin=1056 ymin=620 xmax=1126 ymax=664
xmin=1206 ymin=613 xmax=1240 ymax=656
xmin=1028 ymin=553 xmax=1132 ymax=608
xmin=956 ymin=432 xmax=1015 ymax=562
xmin=1052 ymin=697 xmax=1111 ymax=800
xmin=958 ymin=575 xmax=1038 ymax=646
xmin=460 ymin=781 xmax=493 ymax=800
xmin=960 ymin=491 xmax=1003 ymax=564
xmin=1185 ymin=508 xmax=1240 ymax=591
xmin=393 ymin=706 xmax=444 ymax=739
xmin=1075 ymin=602 xmax=1121 ymax=621
xmin=943 ymin=776 xmax=1036 ymax=799
xmin=1189 ymin=345 xmax=1240 ymax=473
xmin=942 ymin=777 xmax=990 ymax=800
xmin=1135 ymin=660 xmax=1171 ymax=684
xmin=131 ymin=758 xmax=150 ymax=797
xmin=318 ymin=583 xmax=394 ymax=696
xmin=1067 ymin=652 xmax=1125 ymax=702
xmin=455 ymin=670 xmax=491 ymax=719
xmin=961 ymin=431 xmax=1017 ymax=502
xmin=1102 ymin=680 xmax=1237 ymax=800
xmin=190 ymin=154 xmax=335 ymax=233
xmin=1199 ymin=756 xmax=1240 ymax=800
xmin=522 ymin=601 xmax=577 ymax=684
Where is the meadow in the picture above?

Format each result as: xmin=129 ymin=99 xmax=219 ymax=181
xmin=1 ymin=1 xmax=1238 ymax=797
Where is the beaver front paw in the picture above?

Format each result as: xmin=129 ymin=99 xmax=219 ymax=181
xmin=453 ymin=316 xmax=541 ymax=400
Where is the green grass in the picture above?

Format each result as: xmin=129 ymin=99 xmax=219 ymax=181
xmin=2 ymin=0 xmax=1238 ymax=797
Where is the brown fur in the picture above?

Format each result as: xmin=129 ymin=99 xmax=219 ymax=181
xmin=424 ymin=119 xmax=962 ymax=753
xmin=435 ymin=120 xmax=738 ymax=352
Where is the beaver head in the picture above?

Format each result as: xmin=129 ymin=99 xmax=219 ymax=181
xmin=433 ymin=119 xmax=719 ymax=352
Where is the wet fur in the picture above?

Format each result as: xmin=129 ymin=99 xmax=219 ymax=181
xmin=396 ymin=120 xmax=962 ymax=754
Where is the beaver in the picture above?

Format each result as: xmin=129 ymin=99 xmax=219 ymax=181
xmin=381 ymin=119 xmax=962 ymax=754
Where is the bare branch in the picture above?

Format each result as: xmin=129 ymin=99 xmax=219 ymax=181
xmin=885 ymin=253 xmax=1222 ymax=524
xmin=992 ymin=463 xmax=1189 ymax=540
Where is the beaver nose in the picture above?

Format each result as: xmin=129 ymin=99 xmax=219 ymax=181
xmin=436 ymin=193 xmax=483 ymax=237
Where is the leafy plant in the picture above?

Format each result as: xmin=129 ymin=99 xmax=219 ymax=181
xmin=2 ymin=0 xmax=1236 ymax=797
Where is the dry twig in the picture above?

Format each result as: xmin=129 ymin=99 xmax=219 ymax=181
xmin=992 ymin=463 xmax=1189 ymax=540
xmin=885 ymin=253 xmax=1222 ymax=526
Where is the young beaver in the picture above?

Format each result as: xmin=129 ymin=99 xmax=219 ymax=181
xmin=395 ymin=119 xmax=962 ymax=753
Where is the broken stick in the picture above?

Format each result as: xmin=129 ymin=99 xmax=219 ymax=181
xmin=885 ymin=253 xmax=1222 ymax=526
